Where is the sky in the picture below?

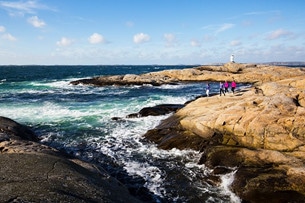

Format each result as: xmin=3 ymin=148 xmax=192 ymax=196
xmin=0 ymin=0 xmax=304 ymax=65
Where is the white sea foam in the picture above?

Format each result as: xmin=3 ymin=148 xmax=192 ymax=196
xmin=88 ymin=115 xmax=168 ymax=197
xmin=219 ymin=170 xmax=241 ymax=203
xmin=90 ymin=112 xmax=210 ymax=200
xmin=156 ymin=84 xmax=187 ymax=89
xmin=0 ymin=79 xmax=6 ymax=84
xmin=0 ymin=101 xmax=104 ymax=123
xmin=124 ymin=161 xmax=165 ymax=197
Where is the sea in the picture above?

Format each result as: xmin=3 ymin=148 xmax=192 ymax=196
xmin=0 ymin=65 xmax=242 ymax=203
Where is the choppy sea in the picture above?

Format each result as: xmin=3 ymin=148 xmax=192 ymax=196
xmin=0 ymin=65 xmax=242 ymax=203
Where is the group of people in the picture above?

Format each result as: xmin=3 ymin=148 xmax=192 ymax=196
xmin=205 ymin=80 xmax=236 ymax=97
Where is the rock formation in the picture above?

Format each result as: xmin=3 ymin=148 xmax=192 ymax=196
xmin=70 ymin=63 xmax=305 ymax=87
xmin=141 ymin=63 xmax=305 ymax=202
xmin=0 ymin=116 xmax=141 ymax=202
xmin=71 ymin=63 xmax=305 ymax=202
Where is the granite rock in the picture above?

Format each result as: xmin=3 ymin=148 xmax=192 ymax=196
xmin=70 ymin=63 xmax=305 ymax=86
xmin=142 ymin=63 xmax=305 ymax=202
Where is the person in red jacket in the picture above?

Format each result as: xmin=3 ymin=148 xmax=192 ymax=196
xmin=231 ymin=80 xmax=236 ymax=93
xmin=224 ymin=81 xmax=229 ymax=93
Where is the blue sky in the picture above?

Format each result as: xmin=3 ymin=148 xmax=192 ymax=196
xmin=0 ymin=0 xmax=304 ymax=65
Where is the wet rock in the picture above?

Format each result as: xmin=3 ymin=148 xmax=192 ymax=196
xmin=0 ymin=116 xmax=38 ymax=141
xmin=111 ymin=116 xmax=124 ymax=121
xmin=0 ymin=133 xmax=10 ymax=142
xmin=144 ymin=127 xmax=207 ymax=151
xmin=232 ymin=165 xmax=305 ymax=203
xmin=127 ymin=104 xmax=184 ymax=118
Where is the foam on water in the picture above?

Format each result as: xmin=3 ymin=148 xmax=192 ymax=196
xmin=220 ymin=170 xmax=241 ymax=203
xmin=124 ymin=161 xmax=165 ymax=197
xmin=100 ymin=115 xmax=215 ymax=200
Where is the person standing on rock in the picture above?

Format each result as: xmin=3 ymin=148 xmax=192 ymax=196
xmin=231 ymin=80 xmax=236 ymax=94
xmin=205 ymin=83 xmax=210 ymax=97
xmin=219 ymin=82 xmax=225 ymax=96
xmin=224 ymin=81 xmax=229 ymax=93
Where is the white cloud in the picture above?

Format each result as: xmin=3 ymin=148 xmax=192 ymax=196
xmin=27 ymin=16 xmax=46 ymax=28
xmin=133 ymin=33 xmax=150 ymax=44
xmin=0 ymin=0 xmax=54 ymax=16
xmin=202 ymin=23 xmax=235 ymax=35
xmin=190 ymin=39 xmax=201 ymax=47
xmin=164 ymin=33 xmax=175 ymax=42
xmin=0 ymin=25 xmax=16 ymax=41
xmin=244 ymin=10 xmax=281 ymax=16
xmin=88 ymin=33 xmax=105 ymax=44
xmin=230 ymin=40 xmax=241 ymax=46
xmin=215 ymin=23 xmax=235 ymax=34
xmin=164 ymin=33 xmax=177 ymax=47
xmin=265 ymin=29 xmax=293 ymax=40
xmin=203 ymin=34 xmax=215 ymax=42
xmin=0 ymin=25 xmax=5 ymax=32
xmin=2 ymin=33 xmax=17 ymax=41
xmin=56 ymin=37 xmax=73 ymax=47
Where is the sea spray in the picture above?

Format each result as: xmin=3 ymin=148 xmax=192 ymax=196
xmin=219 ymin=169 xmax=241 ymax=203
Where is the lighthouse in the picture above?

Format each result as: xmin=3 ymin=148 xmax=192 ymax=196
xmin=230 ymin=54 xmax=235 ymax=63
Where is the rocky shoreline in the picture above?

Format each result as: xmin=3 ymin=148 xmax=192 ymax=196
xmin=143 ymin=63 xmax=305 ymax=202
xmin=2 ymin=62 xmax=305 ymax=202
xmin=72 ymin=62 xmax=305 ymax=202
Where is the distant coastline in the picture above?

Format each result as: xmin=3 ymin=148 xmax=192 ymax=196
xmin=261 ymin=61 xmax=305 ymax=66
xmin=0 ymin=62 xmax=305 ymax=67
xmin=209 ymin=61 xmax=305 ymax=66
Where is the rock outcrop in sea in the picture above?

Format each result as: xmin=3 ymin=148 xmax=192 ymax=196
xmin=72 ymin=62 xmax=305 ymax=202
xmin=0 ymin=116 xmax=141 ymax=202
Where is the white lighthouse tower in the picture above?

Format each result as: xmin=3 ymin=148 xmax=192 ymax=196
xmin=230 ymin=54 xmax=235 ymax=63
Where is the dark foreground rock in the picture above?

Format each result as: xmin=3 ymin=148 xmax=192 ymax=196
xmin=0 ymin=116 xmax=141 ymax=202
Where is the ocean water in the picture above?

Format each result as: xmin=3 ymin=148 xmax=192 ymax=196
xmin=0 ymin=65 xmax=241 ymax=203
